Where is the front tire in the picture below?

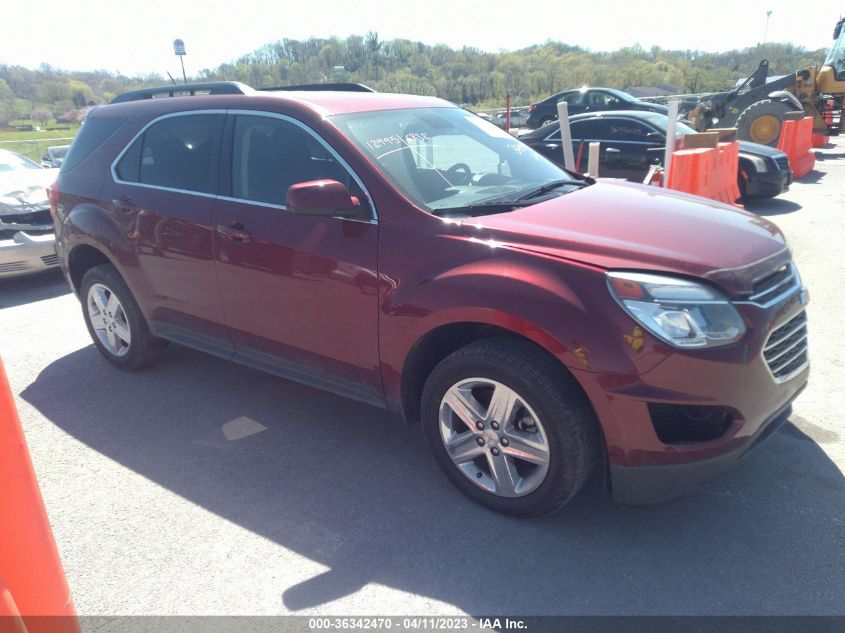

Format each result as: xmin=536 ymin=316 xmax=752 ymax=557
xmin=421 ymin=338 xmax=598 ymax=517
xmin=80 ymin=264 xmax=167 ymax=369
xmin=736 ymin=99 xmax=793 ymax=146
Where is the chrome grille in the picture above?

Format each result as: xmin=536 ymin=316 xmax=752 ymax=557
xmin=774 ymin=155 xmax=791 ymax=172
xmin=41 ymin=254 xmax=59 ymax=266
xmin=749 ymin=263 xmax=800 ymax=305
xmin=763 ymin=311 xmax=808 ymax=383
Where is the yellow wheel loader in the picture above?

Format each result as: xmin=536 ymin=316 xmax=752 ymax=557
xmin=691 ymin=17 xmax=845 ymax=146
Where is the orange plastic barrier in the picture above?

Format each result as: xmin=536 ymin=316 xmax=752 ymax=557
xmin=777 ymin=116 xmax=816 ymax=179
xmin=666 ymin=141 xmax=741 ymax=206
xmin=0 ymin=359 xmax=80 ymax=633
xmin=1 ymin=576 xmax=29 ymax=633
xmin=812 ymin=106 xmax=834 ymax=148
xmin=812 ymin=133 xmax=830 ymax=148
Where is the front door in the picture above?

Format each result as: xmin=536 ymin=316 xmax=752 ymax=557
xmin=213 ymin=112 xmax=382 ymax=405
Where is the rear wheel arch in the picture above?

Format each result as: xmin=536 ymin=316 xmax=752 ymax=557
xmin=67 ymin=243 xmax=113 ymax=293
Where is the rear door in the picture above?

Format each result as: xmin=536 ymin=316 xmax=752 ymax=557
xmin=561 ymin=92 xmax=586 ymax=115
xmin=105 ymin=111 xmax=229 ymax=346
xmin=571 ymin=117 xmax=654 ymax=180
xmin=212 ymin=111 xmax=382 ymax=405
xmin=582 ymin=90 xmax=624 ymax=112
xmin=599 ymin=117 xmax=660 ymax=180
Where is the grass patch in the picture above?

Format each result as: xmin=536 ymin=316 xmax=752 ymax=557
xmin=0 ymin=127 xmax=79 ymax=162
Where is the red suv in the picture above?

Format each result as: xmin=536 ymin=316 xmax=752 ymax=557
xmin=52 ymin=82 xmax=809 ymax=516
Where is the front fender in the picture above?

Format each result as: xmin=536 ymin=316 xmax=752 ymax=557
xmin=379 ymin=248 xmax=673 ymax=404
xmin=767 ymin=90 xmax=803 ymax=111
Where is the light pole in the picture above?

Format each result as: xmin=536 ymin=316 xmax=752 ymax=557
xmin=173 ymin=38 xmax=187 ymax=84
xmin=763 ymin=10 xmax=772 ymax=44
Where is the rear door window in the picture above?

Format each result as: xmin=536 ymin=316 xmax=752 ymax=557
xmin=115 ymin=113 xmax=224 ymax=194
xmin=603 ymin=119 xmax=653 ymax=142
xmin=569 ymin=119 xmax=608 ymax=140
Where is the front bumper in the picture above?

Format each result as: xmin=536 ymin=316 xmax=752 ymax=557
xmin=744 ymin=169 xmax=792 ymax=198
xmin=610 ymin=396 xmax=799 ymax=504
xmin=571 ymin=277 xmax=810 ymax=505
xmin=0 ymin=231 xmax=59 ymax=278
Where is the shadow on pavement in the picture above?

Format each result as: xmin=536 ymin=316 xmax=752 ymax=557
xmin=21 ymin=344 xmax=845 ymax=615
xmin=743 ymin=198 xmax=802 ymax=216
xmin=814 ymin=151 xmax=845 ymax=161
xmin=0 ymin=269 xmax=70 ymax=308
xmin=796 ymin=170 xmax=826 ymax=184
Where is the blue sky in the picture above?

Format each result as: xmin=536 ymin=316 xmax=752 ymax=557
xmin=2 ymin=0 xmax=841 ymax=76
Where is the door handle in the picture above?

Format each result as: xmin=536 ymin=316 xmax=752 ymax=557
xmin=216 ymin=221 xmax=251 ymax=243
xmin=112 ymin=195 xmax=135 ymax=211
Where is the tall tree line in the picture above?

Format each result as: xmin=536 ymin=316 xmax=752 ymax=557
xmin=0 ymin=36 xmax=827 ymax=125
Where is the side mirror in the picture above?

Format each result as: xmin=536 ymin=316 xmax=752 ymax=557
xmin=286 ymin=180 xmax=367 ymax=219
xmin=646 ymin=132 xmax=665 ymax=144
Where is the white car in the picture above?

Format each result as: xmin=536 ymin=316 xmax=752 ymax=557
xmin=41 ymin=145 xmax=70 ymax=168
xmin=0 ymin=149 xmax=59 ymax=278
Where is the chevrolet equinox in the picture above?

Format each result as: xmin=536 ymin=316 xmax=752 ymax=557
xmin=51 ymin=82 xmax=810 ymax=516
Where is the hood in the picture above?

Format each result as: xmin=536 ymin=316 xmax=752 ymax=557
xmin=459 ymin=180 xmax=790 ymax=296
xmin=0 ymin=168 xmax=58 ymax=216
xmin=737 ymin=140 xmax=787 ymax=159
xmin=643 ymin=102 xmax=670 ymax=114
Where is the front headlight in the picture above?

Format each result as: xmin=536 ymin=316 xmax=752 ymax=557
xmin=607 ymin=272 xmax=746 ymax=349
xmin=741 ymin=154 xmax=768 ymax=173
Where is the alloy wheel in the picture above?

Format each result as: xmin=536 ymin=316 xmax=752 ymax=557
xmin=87 ymin=282 xmax=132 ymax=357
xmin=438 ymin=378 xmax=551 ymax=497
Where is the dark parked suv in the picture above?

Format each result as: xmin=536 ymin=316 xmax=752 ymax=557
xmin=52 ymin=82 xmax=809 ymax=516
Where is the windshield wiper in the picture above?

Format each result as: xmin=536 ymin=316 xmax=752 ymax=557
xmin=431 ymin=200 xmax=536 ymax=217
xmin=515 ymin=179 xmax=590 ymax=202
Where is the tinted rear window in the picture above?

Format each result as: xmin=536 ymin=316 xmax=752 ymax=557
xmin=115 ymin=114 xmax=223 ymax=194
xmin=60 ymin=115 xmax=126 ymax=173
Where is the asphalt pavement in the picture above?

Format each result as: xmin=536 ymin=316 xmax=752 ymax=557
xmin=1 ymin=138 xmax=843 ymax=616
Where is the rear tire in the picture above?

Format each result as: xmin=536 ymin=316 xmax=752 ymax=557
xmin=421 ymin=338 xmax=598 ymax=517
xmin=538 ymin=116 xmax=555 ymax=127
xmin=80 ymin=264 xmax=167 ymax=370
xmin=736 ymin=99 xmax=793 ymax=146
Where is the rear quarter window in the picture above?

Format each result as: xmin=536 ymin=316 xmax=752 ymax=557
xmin=60 ymin=115 xmax=127 ymax=173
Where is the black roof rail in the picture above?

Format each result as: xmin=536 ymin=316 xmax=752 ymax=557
xmin=110 ymin=81 xmax=253 ymax=104
xmin=257 ymin=82 xmax=376 ymax=93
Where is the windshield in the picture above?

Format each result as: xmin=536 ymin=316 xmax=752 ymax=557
xmin=331 ymin=107 xmax=576 ymax=214
xmin=0 ymin=149 xmax=41 ymax=172
xmin=824 ymin=23 xmax=845 ymax=75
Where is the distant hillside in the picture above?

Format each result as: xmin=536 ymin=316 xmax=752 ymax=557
xmin=0 ymin=36 xmax=828 ymax=124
